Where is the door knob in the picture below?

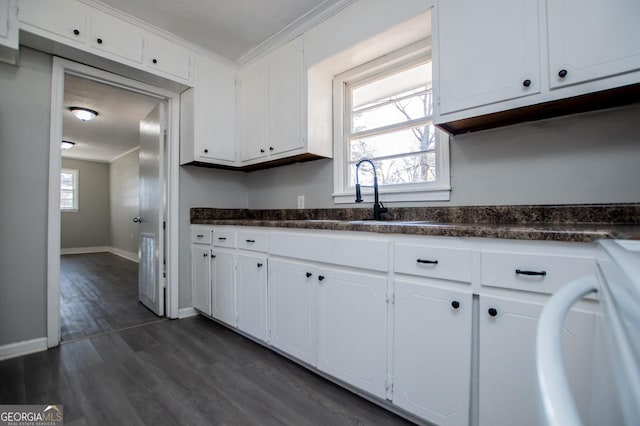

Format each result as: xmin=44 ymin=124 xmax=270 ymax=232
xmin=133 ymin=217 xmax=142 ymax=223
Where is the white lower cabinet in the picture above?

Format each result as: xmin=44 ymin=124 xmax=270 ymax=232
xmin=191 ymin=245 xmax=211 ymax=315
xmin=393 ymin=279 xmax=472 ymax=426
xmin=268 ymin=258 xmax=317 ymax=366
xmin=478 ymin=293 xmax=595 ymax=426
xmin=317 ymin=268 xmax=387 ymax=399
xmin=236 ymin=253 xmax=267 ymax=341
xmin=211 ymin=250 xmax=235 ymax=326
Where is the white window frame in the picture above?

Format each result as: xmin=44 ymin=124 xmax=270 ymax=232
xmin=60 ymin=168 xmax=78 ymax=212
xmin=332 ymin=41 xmax=450 ymax=204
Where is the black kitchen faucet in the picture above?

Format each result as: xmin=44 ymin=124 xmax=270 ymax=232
xmin=354 ymin=159 xmax=387 ymax=221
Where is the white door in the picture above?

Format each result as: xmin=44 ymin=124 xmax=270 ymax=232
xmin=191 ymin=245 xmax=211 ymax=315
xmin=137 ymin=102 xmax=165 ymax=316
xmin=211 ymin=250 xmax=235 ymax=326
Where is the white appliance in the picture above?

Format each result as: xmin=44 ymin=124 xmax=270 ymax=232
xmin=536 ymin=239 xmax=640 ymax=426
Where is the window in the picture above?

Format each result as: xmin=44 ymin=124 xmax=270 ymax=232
xmin=60 ymin=168 xmax=78 ymax=211
xmin=333 ymin=44 xmax=450 ymax=203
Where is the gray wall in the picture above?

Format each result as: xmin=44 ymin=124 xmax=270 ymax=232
xmin=247 ymin=104 xmax=640 ymax=209
xmin=60 ymin=158 xmax=110 ymax=249
xmin=0 ymin=48 xmax=51 ymax=346
xmin=110 ymin=149 xmax=139 ymax=256
xmin=179 ymin=165 xmax=247 ymax=308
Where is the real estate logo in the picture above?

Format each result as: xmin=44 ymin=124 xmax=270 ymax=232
xmin=0 ymin=405 xmax=63 ymax=426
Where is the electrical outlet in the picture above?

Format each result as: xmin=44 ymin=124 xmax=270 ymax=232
xmin=297 ymin=195 xmax=305 ymax=209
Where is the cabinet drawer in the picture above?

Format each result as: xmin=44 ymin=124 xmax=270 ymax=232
xmin=481 ymin=250 xmax=597 ymax=294
xmin=395 ymin=244 xmax=472 ymax=283
xmin=237 ymin=229 xmax=269 ymax=252
xmin=212 ymin=228 xmax=236 ymax=248
xmin=19 ymin=0 xmax=87 ymax=44
xmin=191 ymin=227 xmax=212 ymax=244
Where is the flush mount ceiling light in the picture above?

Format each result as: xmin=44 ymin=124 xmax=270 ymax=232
xmin=61 ymin=140 xmax=76 ymax=150
xmin=69 ymin=107 xmax=98 ymax=121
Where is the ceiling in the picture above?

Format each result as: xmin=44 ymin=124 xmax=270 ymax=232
xmin=98 ymin=0 xmax=344 ymax=62
xmin=62 ymin=74 xmax=160 ymax=163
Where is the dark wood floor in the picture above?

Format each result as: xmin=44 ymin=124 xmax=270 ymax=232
xmin=0 ymin=317 xmax=415 ymax=425
xmin=60 ymin=253 xmax=160 ymax=342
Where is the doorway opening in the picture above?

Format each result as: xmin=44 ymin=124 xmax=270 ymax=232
xmin=48 ymin=58 xmax=181 ymax=347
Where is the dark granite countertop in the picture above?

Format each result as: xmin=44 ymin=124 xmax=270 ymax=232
xmin=190 ymin=204 xmax=640 ymax=243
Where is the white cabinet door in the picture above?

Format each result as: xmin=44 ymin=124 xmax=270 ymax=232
xmin=236 ymin=253 xmax=267 ymax=341
xmin=268 ymin=259 xmax=317 ymax=366
xmin=211 ymin=250 xmax=235 ymax=326
xmin=393 ymin=279 xmax=472 ymax=426
xmin=191 ymin=245 xmax=211 ymax=315
xmin=0 ymin=0 xmax=17 ymax=64
xmin=88 ymin=10 xmax=143 ymax=64
xmin=19 ymin=0 xmax=87 ymax=44
xmin=316 ymin=268 xmax=387 ymax=399
xmin=144 ymin=34 xmax=192 ymax=82
xmin=239 ymin=59 xmax=268 ymax=162
xmin=479 ymin=294 xmax=595 ymax=426
xmin=436 ymin=0 xmax=541 ymax=115
xmin=547 ymin=0 xmax=640 ymax=89
xmin=268 ymin=36 xmax=304 ymax=155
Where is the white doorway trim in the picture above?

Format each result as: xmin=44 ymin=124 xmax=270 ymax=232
xmin=47 ymin=57 xmax=181 ymax=348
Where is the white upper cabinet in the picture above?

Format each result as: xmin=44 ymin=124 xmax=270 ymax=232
xmin=18 ymin=0 xmax=193 ymax=85
xmin=0 ymin=0 xmax=18 ymax=64
xmin=88 ymin=11 xmax=144 ymax=64
xmin=19 ymin=0 xmax=87 ymax=44
xmin=237 ymin=35 xmax=332 ymax=167
xmin=547 ymin=0 xmax=640 ymax=89
xmin=436 ymin=0 xmax=541 ymax=115
xmin=434 ymin=0 xmax=640 ymax=134
xmin=267 ymin=36 xmax=304 ymax=156
xmin=144 ymin=33 xmax=192 ymax=81
xmin=180 ymin=54 xmax=236 ymax=166
xmin=238 ymin=58 xmax=268 ymax=162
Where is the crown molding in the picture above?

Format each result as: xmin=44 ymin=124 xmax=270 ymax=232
xmin=236 ymin=0 xmax=358 ymax=69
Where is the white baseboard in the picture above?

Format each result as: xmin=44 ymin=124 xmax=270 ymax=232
xmin=60 ymin=246 xmax=139 ymax=263
xmin=108 ymin=247 xmax=139 ymax=263
xmin=61 ymin=246 xmax=109 ymax=255
xmin=0 ymin=337 xmax=47 ymax=361
xmin=178 ymin=307 xmax=199 ymax=319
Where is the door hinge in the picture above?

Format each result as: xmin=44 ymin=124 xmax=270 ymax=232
xmin=163 ymin=221 xmax=166 ymax=230
xmin=386 ymin=291 xmax=395 ymax=304
xmin=385 ymin=376 xmax=394 ymax=394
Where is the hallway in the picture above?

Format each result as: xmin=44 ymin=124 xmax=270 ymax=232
xmin=60 ymin=253 xmax=160 ymax=342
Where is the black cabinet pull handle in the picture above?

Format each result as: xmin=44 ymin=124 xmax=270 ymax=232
xmin=203 ymin=253 xmax=207 ymax=257
xmin=73 ymin=29 xmax=80 ymax=36
xmin=211 ymin=254 xmax=216 ymax=258
xmin=269 ymin=146 xmax=274 ymax=151
xmin=97 ymin=38 xmax=103 ymax=44
xmin=417 ymin=259 xmax=438 ymax=264
xmin=516 ymin=269 xmax=547 ymax=276
xmin=152 ymin=58 xmax=158 ymax=64
xmin=218 ymin=237 xmax=226 ymax=241
xmin=204 ymin=149 xmax=209 ymax=153
xmin=522 ymin=79 xmax=531 ymax=87
xmin=306 ymin=272 xmax=312 ymax=278
xmin=488 ymin=308 xmax=498 ymax=317
xmin=246 ymin=239 xmax=256 ymax=243
xmin=257 ymin=263 xmax=263 ymax=268
xmin=318 ymin=275 xmax=325 ymax=281
xmin=260 ymin=149 xmax=265 ymax=153
xmin=451 ymin=300 xmax=460 ymax=309
xmin=558 ymin=69 xmax=568 ymax=78
xmin=196 ymin=234 xmax=204 ymax=238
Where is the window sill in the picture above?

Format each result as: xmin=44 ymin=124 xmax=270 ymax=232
xmin=333 ymin=185 xmax=451 ymax=204
xmin=61 ymin=209 xmax=79 ymax=213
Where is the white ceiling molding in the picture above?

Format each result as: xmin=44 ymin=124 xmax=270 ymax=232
xmin=236 ymin=0 xmax=357 ymax=68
